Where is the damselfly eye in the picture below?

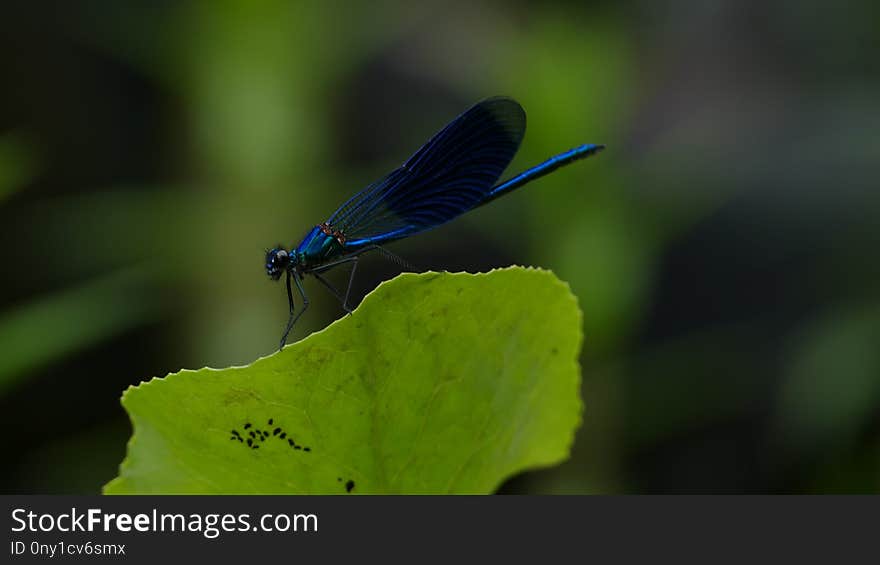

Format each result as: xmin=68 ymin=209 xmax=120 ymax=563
xmin=265 ymin=248 xmax=290 ymax=280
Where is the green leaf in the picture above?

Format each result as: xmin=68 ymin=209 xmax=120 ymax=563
xmin=105 ymin=267 xmax=583 ymax=494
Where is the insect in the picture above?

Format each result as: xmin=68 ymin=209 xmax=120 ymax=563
xmin=266 ymin=96 xmax=604 ymax=348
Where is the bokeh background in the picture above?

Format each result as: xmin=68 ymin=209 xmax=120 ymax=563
xmin=1 ymin=0 xmax=878 ymax=493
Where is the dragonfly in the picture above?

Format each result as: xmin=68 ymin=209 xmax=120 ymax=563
xmin=265 ymin=96 xmax=604 ymax=349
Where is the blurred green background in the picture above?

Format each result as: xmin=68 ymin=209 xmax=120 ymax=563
xmin=1 ymin=0 xmax=878 ymax=493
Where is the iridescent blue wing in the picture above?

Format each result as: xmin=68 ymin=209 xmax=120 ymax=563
xmin=327 ymin=97 xmax=526 ymax=246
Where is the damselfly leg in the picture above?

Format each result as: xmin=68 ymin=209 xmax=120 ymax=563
xmin=309 ymin=245 xmax=415 ymax=314
xmin=312 ymin=269 xmax=355 ymax=314
xmin=280 ymin=245 xmax=418 ymax=348
xmin=280 ymin=271 xmax=309 ymax=349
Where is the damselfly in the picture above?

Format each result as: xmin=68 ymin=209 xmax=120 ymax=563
xmin=266 ymin=97 xmax=604 ymax=348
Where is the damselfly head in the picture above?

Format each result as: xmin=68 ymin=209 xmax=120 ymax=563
xmin=265 ymin=247 xmax=292 ymax=280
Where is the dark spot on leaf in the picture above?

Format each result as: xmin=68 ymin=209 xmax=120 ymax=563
xmin=231 ymin=430 xmax=240 ymax=437
xmin=279 ymin=432 xmax=286 ymax=439
xmin=247 ymin=439 xmax=253 ymax=446
xmin=273 ymin=427 xmax=281 ymax=435
xmin=268 ymin=418 xmax=273 ymax=425
xmin=244 ymin=423 xmax=251 ymax=429
xmin=252 ymin=445 xmax=259 ymax=449
xmin=346 ymin=480 xmax=355 ymax=493
xmin=303 ymin=447 xmax=311 ymax=452
xmin=337 ymin=477 xmax=342 ymax=482
xmin=294 ymin=445 xmax=301 ymax=450
xmin=288 ymin=439 xmax=294 ymax=446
